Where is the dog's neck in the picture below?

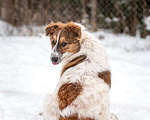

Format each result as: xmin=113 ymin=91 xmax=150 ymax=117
xmin=61 ymin=55 xmax=87 ymax=76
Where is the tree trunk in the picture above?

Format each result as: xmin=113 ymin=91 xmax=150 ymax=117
xmin=0 ymin=0 xmax=1 ymax=18
xmin=91 ymin=0 xmax=97 ymax=31
xmin=130 ymin=0 xmax=137 ymax=36
xmin=81 ymin=0 xmax=90 ymax=29
xmin=114 ymin=3 xmax=128 ymax=34
xmin=1 ymin=0 xmax=8 ymax=20
xmin=140 ymin=0 xmax=147 ymax=38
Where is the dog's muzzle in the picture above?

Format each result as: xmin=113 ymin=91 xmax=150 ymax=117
xmin=50 ymin=53 xmax=62 ymax=65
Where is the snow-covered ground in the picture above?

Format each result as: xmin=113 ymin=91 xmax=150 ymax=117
xmin=0 ymin=31 xmax=150 ymax=120
xmin=0 ymin=20 xmax=45 ymax=36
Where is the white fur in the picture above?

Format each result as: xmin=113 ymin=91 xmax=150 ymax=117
xmin=43 ymin=30 xmax=117 ymax=120
xmin=51 ymin=29 xmax=62 ymax=55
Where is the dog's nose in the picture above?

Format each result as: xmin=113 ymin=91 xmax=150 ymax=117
xmin=51 ymin=57 xmax=58 ymax=63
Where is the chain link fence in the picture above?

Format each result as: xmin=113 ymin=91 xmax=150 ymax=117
xmin=0 ymin=0 xmax=150 ymax=37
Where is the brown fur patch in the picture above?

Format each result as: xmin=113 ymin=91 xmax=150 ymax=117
xmin=59 ymin=114 xmax=78 ymax=120
xmin=45 ymin=22 xmax=64 ymax=36
xmin=98 ymin=70 xmax=111 ymax=87
xmin=59 ymin=115 xmax=94 ymax=120
xmin=46 ymin=22 xmax=81 ymax=39
xmin=64 ymin=22 xmax=81 ymax=39
xmin=46 ymin=22 xmax=82 ymax=54
xmin=58 ymin=82 xmax=82 ymax=111
xmin=61 ymin=55 xmax=87 ymax=76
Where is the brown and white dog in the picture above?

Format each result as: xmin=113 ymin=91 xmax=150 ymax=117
xmin=43 ymin=22 xmax=118 ymax=120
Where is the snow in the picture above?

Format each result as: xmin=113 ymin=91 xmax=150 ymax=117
xmin=112 ymin=17 xmax=119 ymax=22
xmin=0 ymin=20 xmax=45 ymax=36
xmin=0 ymin=31 xmax=150 ymax=120
xmin=0 ymin=20 xmax=17 ymax=36
xmin=144 ymin=16 xmax=150 ymax=31
xmin=93 ymin=30 xmax=150 ymax=52
xmin=105 ymin=17 xmax=112 ymax=23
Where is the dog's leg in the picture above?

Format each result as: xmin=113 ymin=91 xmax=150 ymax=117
xmin=60 ymin=85 xmax=111 ymax=120
xmin=39 ymin=112 xmax=43 ymax=116
xmin=110 ymin=114 xmax=118 ymax=120
xmin=43 ymin=94 xmax=60 ymax=120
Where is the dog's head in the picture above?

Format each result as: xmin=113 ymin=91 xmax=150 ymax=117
xmin=45 ymin=22 xmax=82 ymax=65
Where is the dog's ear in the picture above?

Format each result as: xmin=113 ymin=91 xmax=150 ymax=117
xmin=45 ymin=22 xmax=62 ymax=36
xmin=65 ymin=22 xmax=81 ymax=39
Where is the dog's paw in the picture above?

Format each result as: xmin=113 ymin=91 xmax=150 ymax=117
xmin=39 ymin=112 xmax=43 ymax=116
xmin=110 ymin=114 xmax=118 ymax=120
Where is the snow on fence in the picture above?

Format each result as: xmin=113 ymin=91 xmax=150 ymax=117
xmin=0 ymin=0 xmax=150 ymax=37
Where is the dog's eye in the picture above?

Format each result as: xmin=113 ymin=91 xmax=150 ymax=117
xmin=61 ymin=42 xmax=68 ymax=47
xmin=51 ymin=41 xmax=55 ymax=45
xmin=50 ymin=32 xmax=53 ymax=35
xmin=75 ymin=33 xmax=78 ymax=37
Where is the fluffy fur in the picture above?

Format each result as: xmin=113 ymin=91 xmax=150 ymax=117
xmin=43 ymin=23 xmax=117 ymax=120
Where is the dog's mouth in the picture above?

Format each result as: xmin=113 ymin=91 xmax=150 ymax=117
xmin=52 ymin=61 xmax=60 ymax=65
xmin=51 ymin=60 xmax=61 ymax=65
xmin=50 ymin=52 xmax=71 ymax=65
xmin=52 ymin=62 xmax=58 ymax=65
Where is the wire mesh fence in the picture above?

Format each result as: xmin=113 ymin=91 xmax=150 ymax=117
xmin=0 ymin=0 xmax=150 ymax=37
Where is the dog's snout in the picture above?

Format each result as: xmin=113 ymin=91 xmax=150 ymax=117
xmin=50 ymin=53 xmax=62 ymax=65
xmin=51 ymin=57 xmax=58 ymax=63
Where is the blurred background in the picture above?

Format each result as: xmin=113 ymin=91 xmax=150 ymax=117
xmin=0 ymin=0 xmax=150 ymax=120
xmin=0 ymin=0 xmax=150 ymax=37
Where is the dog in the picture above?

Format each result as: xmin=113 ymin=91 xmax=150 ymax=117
xmin=43 ymin=22 xmax=118 ymax=120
